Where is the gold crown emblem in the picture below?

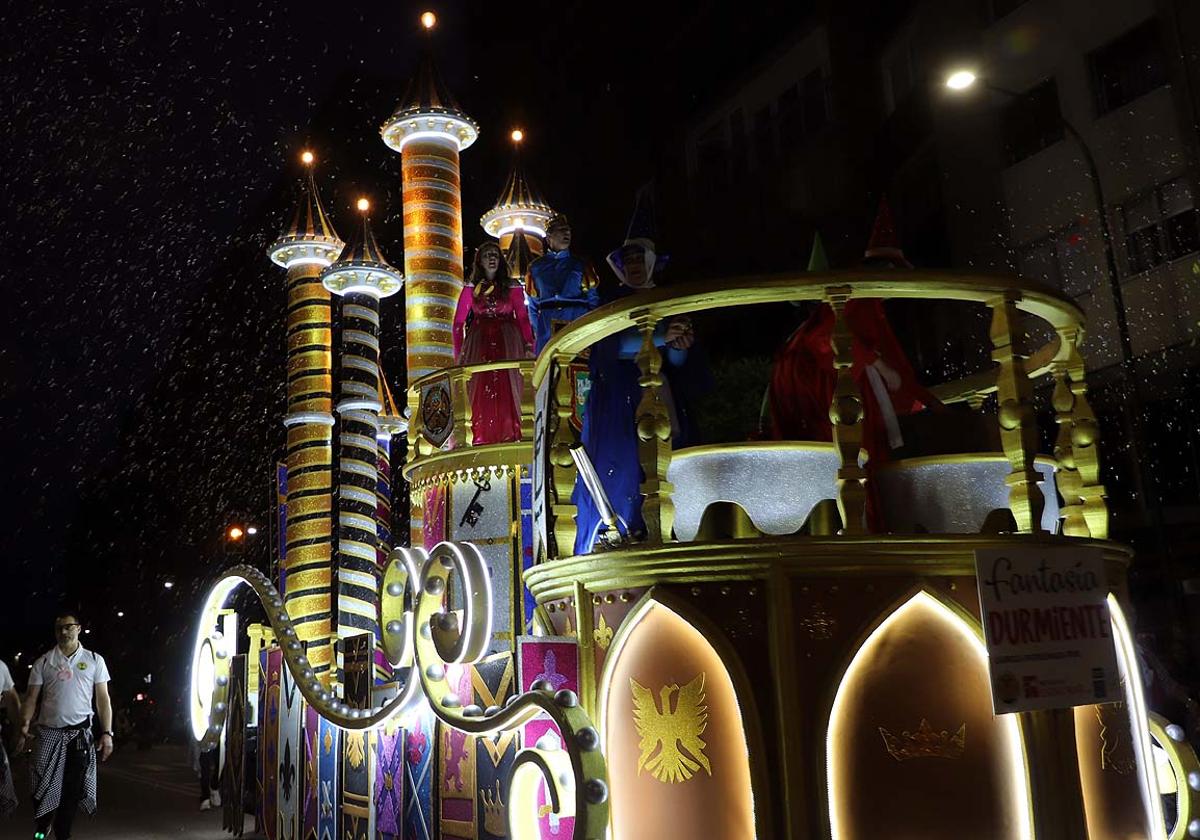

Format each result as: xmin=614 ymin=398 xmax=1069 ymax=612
xmin=878 ymin=719 xmax=966 ymax=761
xmin=481 ymin=781 xmax=507 ymax=835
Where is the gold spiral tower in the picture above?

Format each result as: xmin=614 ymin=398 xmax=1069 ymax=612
xmin=267 ymin=153 xmax=343 ymax=679
xmin=381 ymin=16 xmax=478 ymax=381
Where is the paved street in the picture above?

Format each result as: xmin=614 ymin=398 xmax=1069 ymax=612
xmin=6 ymin=743 xmax=258 ymax=839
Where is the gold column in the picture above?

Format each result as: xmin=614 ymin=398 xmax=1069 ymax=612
xmin=826 ymin=288 xmax=866 ymax=535
xmin=1020 ymin=708 xmax=1089 ymax=839
xmin=1061 ymin=327 xmax=1108 ymax=539
xmin=402 ymin=138 xmax=464 ymax=380
xmin=548 ymin=357 xmax=579 ymax=558
xmin=1052 ymin=361 xmax=1088 ymax=537
xmin=633 ymin=312 xmax=675 ymax=543
xmin=282 ymin=263 xmax=336 ymax=679
xmin=989 ymin=291 xmax=1045 ymax=532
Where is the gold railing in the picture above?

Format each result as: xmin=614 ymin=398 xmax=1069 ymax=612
xmin=531 ymin=269 xmax=1107 ymax=557
xmin=404 ymin=359 xmax=535 ymax=484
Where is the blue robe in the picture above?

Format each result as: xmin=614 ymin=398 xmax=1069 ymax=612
xmin=571 ymin=307 xmax=694 ymax=555
xmin=527 ymin=249 xmax=601 ymax=353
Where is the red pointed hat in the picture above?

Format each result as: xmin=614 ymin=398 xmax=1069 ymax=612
xmin=863 ymin=195 xmax=912 ymax=268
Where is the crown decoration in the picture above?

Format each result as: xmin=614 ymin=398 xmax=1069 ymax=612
xmin=481 ymin=781 xmax=507 ymax=835
xmin=878 ymin=719 xmax=966 ymax=761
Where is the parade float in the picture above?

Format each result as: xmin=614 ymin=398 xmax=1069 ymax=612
xmin=189 ymin=14 xmax=1200 ymax=840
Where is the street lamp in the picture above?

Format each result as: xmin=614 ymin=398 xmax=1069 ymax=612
xmin=943 ymin=69 xmax=1134 ymax=363
xmin=945 ymin=68 xmax=1168 ymax=560
xmin=228 ymin=525 xmax=244 ymax=541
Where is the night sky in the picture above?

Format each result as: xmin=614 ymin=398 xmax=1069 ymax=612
xmin=1 ymin=1 xmax=814 ymax=706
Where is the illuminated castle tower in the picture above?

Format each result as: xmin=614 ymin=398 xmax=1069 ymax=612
xmin=480 ymin=129 xmax=554 ymax=280
xmin=381 ymin=12 xmax=477 ymax=381
xmin=194 ymin=16 xmax=1200 ymax=840
xmin=267 ymin=152 xmax=343 ymax=679
xmin=320 ymin=199 xmax=403 ymax=666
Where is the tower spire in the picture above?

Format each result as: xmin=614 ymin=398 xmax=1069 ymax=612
xmin=381 ymin=12 xmax=477 ymax=383
xmin=480 ymin=129 xmax=555 ymax=242
xmin=320 ymin=199 xmax=403 ymax=692
xmin=266 ymin=151 xmax=344 ymax=681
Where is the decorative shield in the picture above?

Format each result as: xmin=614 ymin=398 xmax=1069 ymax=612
xmin=569 ymin=362 xmax=591 ymax=433
xmin=419 ymin=377 xmax=454 ymax=449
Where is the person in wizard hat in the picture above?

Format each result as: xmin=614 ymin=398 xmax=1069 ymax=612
xmin=767 ymin=199 xmax=940 ymax=527
xmin=572 ymin=186 xmax=704 ymax=554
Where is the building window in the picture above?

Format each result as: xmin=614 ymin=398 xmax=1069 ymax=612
xmin=751 ymin=106 xmax=776 ymax=171
xmin=882 ymin=36 xmax=915 ymax=116
xmin=695 ymin=120 xmax=729 ymax=193
xmin=801 ymin=69 xmax=828 ymax=134
xmin=1089 ymin=19 xmax=1169 ymax=116
xmin=730 ymin=108 xmax=747 ymax=178
xmin=777 ymin=85 xmax=803 ymax=154
xmin=989 ymin=0 xmax=1029 ymax=22
xmin=1001 ymin=78 xmax=1064 ymax=165
xmin=1120 ymin=178 xmax=1199 ymax=275
xmin=1018 ymin=222 xmax=1100 ymax=297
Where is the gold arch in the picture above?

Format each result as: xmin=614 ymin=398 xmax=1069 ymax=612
xmin=596 ymin=587 xmax=767 ymax=838
xmin=824 ymin=588 xmax=1033 ymax=840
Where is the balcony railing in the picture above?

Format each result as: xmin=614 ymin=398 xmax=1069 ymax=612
xmin=528 ymin=269 xmax=1105 ymax=560
xmin=404 ymin=359 xmax=535 ymax=484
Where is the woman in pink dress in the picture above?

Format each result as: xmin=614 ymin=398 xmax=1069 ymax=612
xmin=453 ymin=242 xmax=535 ymax=444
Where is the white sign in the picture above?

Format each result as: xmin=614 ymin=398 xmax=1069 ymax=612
xmin=975 ymin=546 xmax=1118 ymax=714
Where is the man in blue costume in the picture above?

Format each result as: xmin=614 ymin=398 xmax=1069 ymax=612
xmin=572 ymin=190 xmax=701 ymax=554
xmin=526 ymin=214 xmax=601 ymax=353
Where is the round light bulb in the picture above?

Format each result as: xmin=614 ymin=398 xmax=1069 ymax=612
xmin=420 ymin=11 xmax=436 ymax=30
xmin=301 ymin=150 xmax=314 ymax=165
xmin=246 ymin=526 xmax=258 ymax=536
xmin=357 ymin=198 xmax=370 ymax=213
xmin=511 ymin=129 xmax=524 ymax=143
xmin=228 ymin=526 xmax=244 ymax=541
xmin=945 ymin=70 xmax=977 ymax=91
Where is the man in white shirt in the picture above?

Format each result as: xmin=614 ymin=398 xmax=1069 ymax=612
xmin=19 ymin=612 xmax=114 ymax=840
xmin=0 ymin=657 xmax=19 ymax=816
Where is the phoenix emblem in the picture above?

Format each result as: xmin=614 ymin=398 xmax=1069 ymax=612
xmin=630 ymin=672 xmax=712 ymax=783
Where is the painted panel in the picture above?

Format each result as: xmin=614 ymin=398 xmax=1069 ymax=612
xmin=303 ymin=705 xmax=319 ymax=840
xmin=343 ymin=729 xmax=376 ymax=840
xmin=262 ymin=648 xmax=282 ymax=840
xmin=317 ymin=714 xmax=340 ymax=840
xmin=222 ymin=654 xmax=248 ymax=836
xmin=827 ymin=592 xmax=1030 ymax=840
xmin=376 ymin=723 xmax=404 ymax=839
xmin=604 ymin=602 xmax=755 ymax=840
xmin=450 ymin=476 xmax=515 ymax=653
xmin=517 ymin=638 xmax=580 ymax=839
xmin=403 ymin=705 xmax=434 ymax=840
xmin=278 ymin=662 xmax=303 ymax=839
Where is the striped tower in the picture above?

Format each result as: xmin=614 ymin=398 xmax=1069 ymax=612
xmin=374 ymin=380 xmax=406 ymax=683
xmin=320 ymin=201 xmax=404 ymax=670
xmin=267 ymin=153 xmax=343 ymax=680
xmin=381 ymin=15 xmax=478 ymax=380
xmin=480 ymin=129 xmax=554 ymax=286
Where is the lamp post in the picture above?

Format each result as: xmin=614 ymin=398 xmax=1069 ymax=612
xmin=944 ymin=69 xmax=1170 ymax=569
xmin=943 ymin=70 xmax=1134 ymax=364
